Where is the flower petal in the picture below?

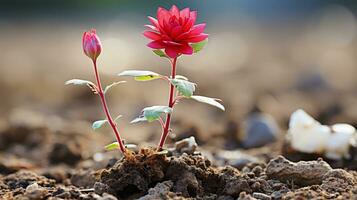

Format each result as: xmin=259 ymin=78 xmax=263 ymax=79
xmin=189 ymin=23 xmax=206 ymax=35
xmin=182 ymin=18 xmax=194 ymax=32
xmin=180 ymin=44 xmax=193 ymax=55
xmin=189 ymin=11 xmax=197 ymax=24
xmin=187 ymin=33 xmax=208 ymax=43
xmin=158 ymin=8 xmax=170 ymax=28
xmin=170 ymin=5 xmax=180 ymax=17
xmin=147 ymin=16 xmax=159 ymax=28
xmin=170 ymin=26 xmax=182 ymax=38
xmin=144 ymin=24 xmax=158 ymax=31
xmin=163 ymin=41 xmax=182 ymax=46
xmin=147 ymin=40 xmax=165 ymax=49
xmin=165 ymin=46 xmax=180 ymax=58
xmin=143 ymin=31 xmax=162 ymax=40
xmin=176 ymin=32 xmax=191 ymax=40
xmin=180 ymin=8 xmax=190 ymax=19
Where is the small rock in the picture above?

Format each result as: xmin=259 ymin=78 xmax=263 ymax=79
xmin=138 ymin=181 xmax=173 ymax=200
xmin=287 ymin=109 xmax=357 ymax=160
xmin=174 ymin=136 xmax=198 ymax=154
xmin=25 ymin=182 xmax=47 ymax=200
xmin=215 ymin=150 xmax=260 ymax=169
xmin=220 ymin=167 xmax=251 ymax=197
xmin=252 ymin=192 xmax=271 ymax=200
xmin=242 ymin=113 xmax=278 ymax=148
xmin=94 ymin=182 xmax=110 ymax=195
xmin=237 ymin=192 xmax=256 ymax=200
xmin=266 ymin=156 xmax=332 ymax=186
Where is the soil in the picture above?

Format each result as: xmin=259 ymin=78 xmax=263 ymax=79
xmin=0 ymin=124 xmax=356 ymax=200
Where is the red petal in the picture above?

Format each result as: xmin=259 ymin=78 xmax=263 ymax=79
xmin=182 ymin=18 xmax=194 ymax=32
xmin=170 ymin=26 xmax=182 ymax=38
xmin=148 ymin=16 xmax=159 ymax=28
xmin=180 ymin=8 xmax=190 ymax=19
xmin=162 ymin=41 xmax=182 ymax=46
xmin=143 ymin=31 xmax=162 ymax=40
xmin=187 ymin=34 xmax=208 ymax=43
xmin=189 ymin=23 xmax=206 ymax=35
xmin=147 ymin=40 xmax=165 ymax=49
xmin=189 ymin=11 xmax=197 ymax=24
xmin=170 ymin=5 xmax=180 ymax=17
xmin=180 ymin=44 xmax=193 ymax=55
xmin=158 ymin=8 xmax=170 ymax=27
xmin=144 ymin=25 xmax=158 ymax=31
xmin=165 ymin=47 xmax=179 ymax=58
xmin=176 ymin=32 xmax=191 ymax=40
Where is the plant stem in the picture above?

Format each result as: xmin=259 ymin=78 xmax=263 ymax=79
xmin=93 ymin=60 xmax=126 ymax=153
xmin=158 ymin=57 xmax=177 ymax=150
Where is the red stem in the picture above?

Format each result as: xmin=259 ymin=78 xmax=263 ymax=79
xmin=158 ymin=57 xmax=177 ymax=150
xmin=93 ymin=60 xmax=126 ymax=153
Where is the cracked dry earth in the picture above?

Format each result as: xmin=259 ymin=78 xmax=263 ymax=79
xmin=1 ymin=147 xmax=356 ymax=200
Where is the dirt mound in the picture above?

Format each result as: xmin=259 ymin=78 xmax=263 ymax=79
xmin=95 ymin=150 xmax=357 ymax=199
xmin=0 ymin=146 xmax=356 ymax=199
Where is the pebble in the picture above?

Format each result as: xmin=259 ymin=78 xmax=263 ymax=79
xmin=215 ymin=150 xmax=260 ymax=169
xmin=242 ymin=113 xmax=278 ymax=148
xmin=253 ymin=192 xmax=271 ymax=200
xmin=25 ymin=182 xmax=47 ymax=200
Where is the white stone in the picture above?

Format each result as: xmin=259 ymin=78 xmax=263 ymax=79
xmin=325 ymin=124 xmax=355 ymax=159
xmin=288 ymin=109 xmax=357 ymax=160
xmin=288 ymin=109 xmax=330 ymax=153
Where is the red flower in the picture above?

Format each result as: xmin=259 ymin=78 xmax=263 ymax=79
xmin=82 ymin=29 xmax=102 ymax=61
xmin=144 ymin=5 xmax=208 ymax=58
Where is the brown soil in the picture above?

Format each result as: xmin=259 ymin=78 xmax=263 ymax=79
xmin=1 ymin=139 xmax=356 ymax=200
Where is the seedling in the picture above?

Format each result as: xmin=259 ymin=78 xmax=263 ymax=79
xmin=119 ymin=5 xmax=225 ymax=150
xmin=66 ymin=29 xmax=126 ymax=153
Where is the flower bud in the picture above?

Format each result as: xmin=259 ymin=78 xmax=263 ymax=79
xmin=82 ymin=29 xmax=102 ymax=61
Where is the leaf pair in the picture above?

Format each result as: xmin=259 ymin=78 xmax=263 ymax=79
xmin=118 ymin=70 xmax=225 ymax=111
xmin=65 ymin=79 xmax=125 ymax=94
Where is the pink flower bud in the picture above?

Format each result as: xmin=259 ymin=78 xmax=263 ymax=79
xmin=82 ymin=29 xmax=102 ymax=61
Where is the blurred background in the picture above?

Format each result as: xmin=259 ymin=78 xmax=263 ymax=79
xmin=1 ymin=0 xmax=357 ymax=149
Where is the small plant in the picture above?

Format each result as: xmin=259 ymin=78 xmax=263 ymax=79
xmin=66 ymin=29 xmax=126 ymax=153
xmin=118 ymin=5 xmax=225 ymax=150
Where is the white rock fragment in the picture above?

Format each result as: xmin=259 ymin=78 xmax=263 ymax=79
xmin=174 ymin=136 xmax=198 ymax=154
xmin=325 ymin=124 xmax=355 ymax=159
xmin=288 ymin=109 xmax=330 ymax=154
xmin=287 ymin=109 xmax=356 ymax=160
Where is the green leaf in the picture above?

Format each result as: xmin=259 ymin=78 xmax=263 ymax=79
xmin=65 ymin=79 xmax=95 ymax=86
xmin=104 ymin=81 xmax=126 ymax=94
xmin=170 ymin=79 xmax=196 ymax=97
xmin=153 ymin=49 xmax=168 ymax=58
xmin=92 ymin=119 xmax=107 ymax=130
xmin=131 ymin=106 xmax=172 ymax=123
xmin=105 ymin=142 xmax=120 ymax=151
xmin=191 ymin=39 xmax=208 ymax=53
xmin=130 ymin=116 xmax=148 ymax=124
xmin=191 ymin=95 xmax=225 ymax=111
xmin=118 ymin=70 xmax=161 ymax=81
